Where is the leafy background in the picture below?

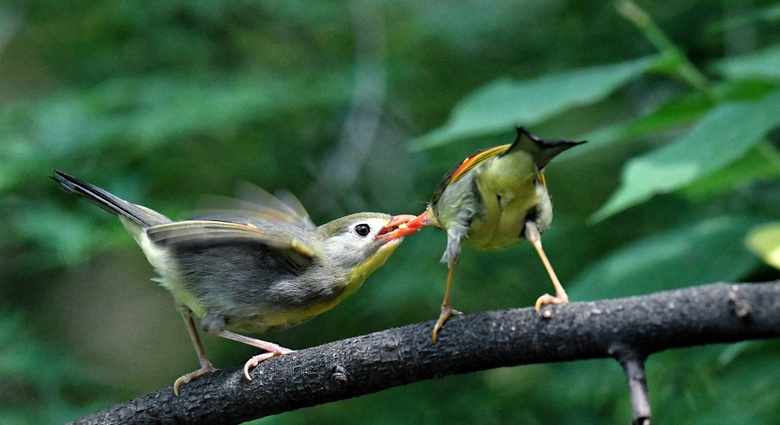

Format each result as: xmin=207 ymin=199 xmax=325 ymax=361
xmin=1 ymin=0 xmax=779 ymax=423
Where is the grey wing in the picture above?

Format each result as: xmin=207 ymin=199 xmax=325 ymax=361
xmin=149 ymin=220 xmax=322 ymax=327
xmin=191 ymin=182 xmax=315 ymax=230
xmin=270 ymin=189 xmax=316 ymax=230
xmin=146 ymin=220 xmax=318 ymax=269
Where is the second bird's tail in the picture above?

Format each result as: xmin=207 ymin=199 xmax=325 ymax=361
xmin=51 ymin=170 xmax=171 ymax=228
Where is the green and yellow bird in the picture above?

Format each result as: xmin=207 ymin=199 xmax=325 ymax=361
xmin=385 ymin=127 xmax=584 ymax=341
xmin=52 ymin=170 xmax=416 ymax=394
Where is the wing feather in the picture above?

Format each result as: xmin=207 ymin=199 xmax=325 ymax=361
xmin=147 ymin=220 xmax=317 ymax=259
xmin=431 ymin=144 xmax=510 ymax=204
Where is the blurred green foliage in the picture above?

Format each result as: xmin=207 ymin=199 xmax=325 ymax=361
xmin=1 ymin=1 xmax=779 ymax=424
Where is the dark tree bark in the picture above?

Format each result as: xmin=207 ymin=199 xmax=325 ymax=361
xmin=69 ymin=281 xmax=780 ymax=425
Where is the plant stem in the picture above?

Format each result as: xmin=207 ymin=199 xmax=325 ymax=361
xmin=617 ymin=0 xmax=712 ymax=96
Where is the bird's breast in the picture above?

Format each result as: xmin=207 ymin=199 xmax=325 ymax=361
xmin=465 ymin=153 xmax=541 ymax=250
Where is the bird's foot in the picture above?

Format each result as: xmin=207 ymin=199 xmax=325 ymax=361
xmin=432 ymin=305 xmax=462 ymax=343
xmin=534 ymin=293 xmax=569 ymax=312
xmin=243 ymin=347 xmax=295 ymax=381
xmin=174 ymin=362 xmax=217 ymax=396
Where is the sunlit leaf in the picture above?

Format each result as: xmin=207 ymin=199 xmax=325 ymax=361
xmin=592 ymin=88 xmax=780 ymax=221
xmin=409 ymin=56 xmax=659 ymax=151
xmin=745 ymin=222 xmax=780 ymax=270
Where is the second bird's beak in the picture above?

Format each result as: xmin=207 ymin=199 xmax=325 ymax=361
xmin=376 ymin=212 xmax=430 ymax=241
xmin=376 ymin=214 xmax=422 ymax=241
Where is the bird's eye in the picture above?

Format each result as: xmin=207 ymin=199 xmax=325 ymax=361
xmin=354 ymin=223 xmax=371 ymax=237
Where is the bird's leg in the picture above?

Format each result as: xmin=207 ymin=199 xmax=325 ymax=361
xmin=525 ymin=221 xmax=569 ymax=311
xmin=215 ymin=330 xmax=294 ymax=381
xmin=432 ymin=257 xmax=462 ymax=343
xmin=173 ymin=306 xmax=217 ymax=396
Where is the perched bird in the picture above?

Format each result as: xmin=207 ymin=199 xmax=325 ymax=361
xmin=52 ymin=170 xmax=416 ymax=394
xmin=384 ymin=127 xmax=584 ymax=342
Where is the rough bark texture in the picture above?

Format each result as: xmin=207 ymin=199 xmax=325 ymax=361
xmin=69 ymin=281 xmax=780 ymax=425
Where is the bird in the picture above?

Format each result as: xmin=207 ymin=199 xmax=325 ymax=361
xmin=51 ymin=170 xmax=416 ymax=394
xmin=383 ymin=127 xmax=584 ymax=342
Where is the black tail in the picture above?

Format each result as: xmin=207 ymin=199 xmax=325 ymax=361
xmin=51 ymin=170 xmax=171 ymax=228
xmin=504 ymin=127 xmax=586 ymax=169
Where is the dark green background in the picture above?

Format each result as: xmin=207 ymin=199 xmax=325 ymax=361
xmin=1 ymin=1 xmax=779 ymax=423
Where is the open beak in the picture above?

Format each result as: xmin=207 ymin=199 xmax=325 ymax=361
xmin=376 ymin=211 xmax=430 ymax=241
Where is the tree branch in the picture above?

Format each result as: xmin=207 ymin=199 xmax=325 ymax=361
xmin=610 ymin=343 xmax=651 ymax=425
xmin=69 ymin=281 xmax=780 ymax=425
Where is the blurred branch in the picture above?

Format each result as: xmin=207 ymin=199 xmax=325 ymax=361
xmin=0 ymin=6 xmax=23 ymax=58
xmin=308 ymin=0 xmax=388 ymax=212
xmin=69 ymin=281 xmax=780 ymax=425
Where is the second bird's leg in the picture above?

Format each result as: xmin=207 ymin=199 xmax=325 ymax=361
xmin=174 ymin=306 xmax=217 ymax=396
xmin=215 ymin=330 xmax=294 ymax=381
xmin=525 ymin=221 xmax=569 ymax=311
xmin=432 ymin=257 xmax=462 ymax=343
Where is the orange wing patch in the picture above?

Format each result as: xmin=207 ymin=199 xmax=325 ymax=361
xmin=538 ymin=172 xmax=547 ymax=188
xmin=450 ymin=144 xmax=511 ymax=184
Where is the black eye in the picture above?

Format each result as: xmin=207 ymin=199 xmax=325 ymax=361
xmin=354 ymin=223 xmax=371 ymax=237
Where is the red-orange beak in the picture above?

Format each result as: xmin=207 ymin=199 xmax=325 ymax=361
xmin=376 ymin=211 xmax=431 ymax=241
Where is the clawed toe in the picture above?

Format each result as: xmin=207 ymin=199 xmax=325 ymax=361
xmin=174 ymin=363 xmax=217 ymax=396
xmin=243 ymin=348 xmax=294 ymax=381
xmin=432 ymin=305 xmax=461 ymax=343
xmin=534 ymin=293 xmax=569 ymax=312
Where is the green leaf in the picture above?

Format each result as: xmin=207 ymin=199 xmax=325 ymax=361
xmin=592 ymin=88 xmax=780 ymax=221
xmin=711 ymin=45 xmax=780 ymax=81
xmin=569 ymin=216 xmax=763 ymax=300
xmin=571 ymin=79 xmax=777 ymax=161
xmin=570 ymin=91 xmax=711 ymax=159
xmin=717 ymin=3 xmax=780 ymax=31
xmin=0 ymin=72 xmax=351 ymax=193
xmin=745 ymin=222 xmax=780 ymax=270
xmin=409 ymin=56 xmax=659 ymax=151
xmin=681 ymin=142 xmax=780 ymax=199
xmin=569 ymin=79 xmax=776 ymax=161
xmin=10 ymin=202 xmax=102 ymax=266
